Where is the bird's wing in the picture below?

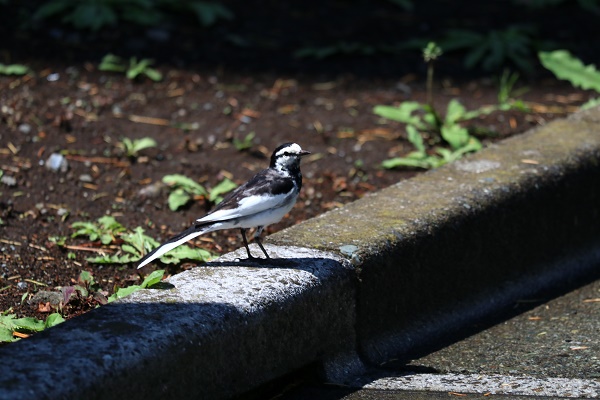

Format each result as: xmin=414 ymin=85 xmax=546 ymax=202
xmin=196 ymin=170 xmax=296 ymax=224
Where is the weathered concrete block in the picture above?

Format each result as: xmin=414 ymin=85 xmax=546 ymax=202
xmin=0 ymin=246 xmax=356 ymax=400
xmin=271 ymin=107 xmax=600 ymax=364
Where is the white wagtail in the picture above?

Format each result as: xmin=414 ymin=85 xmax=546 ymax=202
xmin=137 ymin=142 xmax=310 ymax=268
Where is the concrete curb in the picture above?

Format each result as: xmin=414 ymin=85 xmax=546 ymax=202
xmin=1 ymin=108 xmax=599 ymax=399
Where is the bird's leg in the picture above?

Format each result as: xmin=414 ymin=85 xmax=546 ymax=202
xmin=254 ymin=226 xmax=270 ymax=259
xmin=240 ymin=228 xmax=255 ymax=259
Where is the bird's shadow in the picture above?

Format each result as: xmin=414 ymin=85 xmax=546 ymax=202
xmin=204 ymin=257 xmax=300 ymax=269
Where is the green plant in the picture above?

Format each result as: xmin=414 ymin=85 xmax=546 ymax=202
xmin=375 ymin=100 xmax=485 ymax=169
xmin=439 ymin=25 xmax=537 ymax=73
xmin=86 ymin=226 xmax=212 ymax=264
xmin=70 ymin=216 xmax=213 ymax=264
xmin=423 ymin=42 xmax=443 ymax=107
xmin=107 ymin=269 xmax=165 ymax=302
xmin=232 ymin=132 xmax=256 ymax=151
xmin=497 ymin=70 xmax=529 ymax=110
xmin=99 ymin=54 xmax=162 ymax=81
xmin=48 ymin=235 xmax=67 ymax=247
xmin=162 ymin=174 xmax=237 ymax=211
xmin=207 ymin=178 xmax=238 ymax=204
xmin=71 ymin=215 xmax=125 ymax=245
xmin=539 ymin=50 xmax=600 ymax=109
xmin=374 ymin=40 xmax=535 ymax=170
xmin=58 ymin=269 xmax=166 ymax=311
xmin=116 ymin=136 xmax=157 ymax=158
xmin=0 ymin=63 xmax=29 ymax=76
xmin=0 ymin=310 xmax=64 ymax=343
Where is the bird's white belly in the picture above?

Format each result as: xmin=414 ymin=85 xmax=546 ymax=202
xmin=237 ymin=199 xmax=296 ymax=228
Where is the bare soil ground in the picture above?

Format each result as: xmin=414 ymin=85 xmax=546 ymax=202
xmin=0 ymin=0 xmax=596 ymax=326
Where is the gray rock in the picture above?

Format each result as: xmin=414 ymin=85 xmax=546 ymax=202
xmin=1 ymin=175 xmax=17 ymax=187
xmin=79 ymin=174 xmax=93 ymax=183
xmin=45 ymin=153 xmax=69 ymax=173
xmin=30 ymin=291 xmax=63 ymax=307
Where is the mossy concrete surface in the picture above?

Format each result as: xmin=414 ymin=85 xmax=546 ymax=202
xmin=270 ymin=106 xmax=600 ymax=364
xmin=0 ymin=108 xmax=599 ymax=399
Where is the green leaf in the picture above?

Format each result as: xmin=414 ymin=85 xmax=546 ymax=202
xmin=233 ymin=132 xmax=256 ymax=151
xmin=98 ymin=215 xmax=125 ymax=232
xmin=78 ymin=270 xmax=95 ymax=286
xmin=539 ymin=50 xmax=600 ymax=92
xmin=167 ymin=188 xmax=191 ymax=211
xmin=441 ymin=124 xmax=469 ymax=150
xmin=444 ymin=99 xmax=467 ymax=124
xmin=373 ymin=102 xmax=426 ymax=129
xmin=462 ymin=104 xmax=500 ymax=120
xmin=0 ymin=63 xmax=30 ymax=76
xmin=45 ymin=313 xmax=65 ymax=328
xmin=381 ymin=157 xmax=439 ymax=169
xmin=71 ymin=221 xmax=99 ymax=239
xmin=140 ymin=270 xmax=165 ymax=288
xmin=581 ymin=97 xmax=600 ymax=110
xmin=159 ymin=245 xmax=213 ymax=264
xmin=99 ymin=233 xmax=113 ymax=245
xmin=0 ymin=326 xmax=16 ymax=342
xmin=74 ymin=284 xmax=88 ymax=298
xmin=406 ymin=125 xmax=426 ymax=154
xmin=129 ymin=137 xmax=157 ymax=155
xmin=208 ymin=178 xmax=237 ymax=203
xmin=107 ymin=285 xmax=141 ymax=302
xmin=98 ymin=54 xmax=126 ymax=72
xmin=127 ymin=57 xmax=147 ymax=79
xmin=163 ymin=174 xmax=207 ymax=195
xmin=143 ymin=68 xmax=163 ymax=82
xmin=12 ymin=317 xmax=45 ymax=332
xmin=121 ymin=244 xmax=139 ymax=257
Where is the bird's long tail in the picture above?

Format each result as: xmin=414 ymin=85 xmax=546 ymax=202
xmin=137 ymin=224 xmax=209 ymax=269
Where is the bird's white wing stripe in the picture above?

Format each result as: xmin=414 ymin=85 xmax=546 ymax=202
xmin=137 ymin=230 xmax=205 ymax=269
xmin=196 ymin=192 xmax=292 ymax=223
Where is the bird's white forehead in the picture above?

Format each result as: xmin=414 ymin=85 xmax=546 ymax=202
xmin=275 ymin=143 xmax=302 ymax=157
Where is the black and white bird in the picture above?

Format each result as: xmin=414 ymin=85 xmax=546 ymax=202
xmin=137 ymin=142 xmax=310 ymax=269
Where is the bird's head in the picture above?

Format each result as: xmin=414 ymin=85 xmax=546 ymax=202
xmin=270 ymin=143 xmax=310 ymax=171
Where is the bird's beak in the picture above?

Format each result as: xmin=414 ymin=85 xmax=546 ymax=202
xmin=300 ymin=150 xmax=311 ymax=157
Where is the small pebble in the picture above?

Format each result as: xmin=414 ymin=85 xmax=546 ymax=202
xmin=16 ymin=281 xmax=27 ymax=290
xmin=45 ymin=153 xmax=69 ymax=172
xmin=138 ymin=181 xmax=166 ymax=198
xmin=79 ymin=174 xmax=93 ymax=183
xmin=1 ymin=175 xmax=16 ymax=187
xmin=18 ymin=123 xmax=32 ymax=134
xmin=46 ymin=73 xmax=60 ymax=82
